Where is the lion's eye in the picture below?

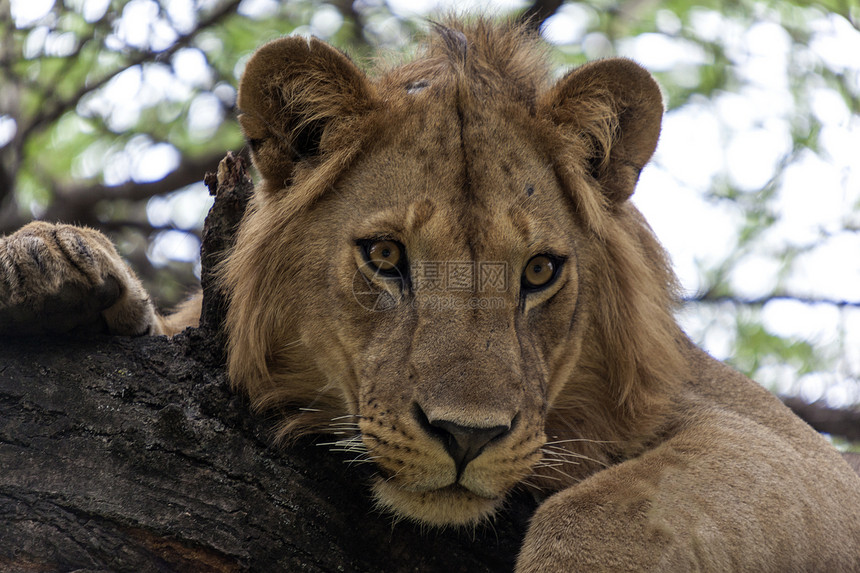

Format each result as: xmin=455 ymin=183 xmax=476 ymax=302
xmin=359 ymin=239 xmax=407 ymax=278
xmin=367 ymin=240 xmax=401 ymax=270
xmin=522 ymin=255 xmax=561 ymax=291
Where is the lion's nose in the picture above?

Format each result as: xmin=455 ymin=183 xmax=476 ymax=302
xmin=430 ymin=419 xmax=510 ymax=476
xmin=413 ymin=404 xmax=512 ymax=477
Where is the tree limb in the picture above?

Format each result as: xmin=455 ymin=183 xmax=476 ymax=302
xmin=18 ymin=0 xmax=243 ymax=143
xmin=686 ymin=292 xmax=860 ymax=309
xmin=0 ymin=151 xmax=227 ymax=235
xmin=332 ymin=0 xmax=372 ymax=51
xmin=518 ymin=0 xmax=564 ymax=31
xmin=0 ymin=333 xmax=534 ymax=572
xmin=782 ymin=397 xmax=860 ymax=442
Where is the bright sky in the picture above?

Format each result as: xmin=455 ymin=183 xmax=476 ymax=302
xmin=8 ymin=0 xmax=860 ymax=405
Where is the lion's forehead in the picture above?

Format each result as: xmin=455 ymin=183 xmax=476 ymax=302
xmin=328 ymin=101 xmax=572 ymax=259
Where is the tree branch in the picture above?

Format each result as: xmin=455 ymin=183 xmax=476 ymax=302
xmin=18 ymin=0 xmax=242 ymax=143
xmin=686 ymin=292 xmax=860 ymax=309
xmin=782 ymin=397 xmax=860 ymax=442
xmin=332 ymin=0 xmax=372 ymax=51
xmin=518 ymin=0 xmax=564 ymax=31
xmin=0 ymin=151 xmax=228 ymax=235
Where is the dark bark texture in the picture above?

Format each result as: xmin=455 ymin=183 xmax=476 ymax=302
xmin=0 ymin=333 xmax=535 ymax=572
xmin=0 ymin=155 xmax=536 ymax=572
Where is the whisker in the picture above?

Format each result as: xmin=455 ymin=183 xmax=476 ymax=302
xmin=329 ymin=444 xmax=368 ymax=453
xmin=340 ymin=452 xmax=378 ymax=466
xmin=537 ymin=461 xmax=569 ymax=469
xmin=541 ymin=450 xmax=589 ymax=462
xmin=543 ymin=444 xmax=585 ymax=452
xmin=329 ymin=444 xmax=368 ymax=452
xmin=525 ymin=472 xmax=564 ymax=482
xmin=539 ymin=459 xmax=577 ymax=468
xmin=542 ymin=455 xmax=604 ymax=469
xmin=541 ymin=447 xmax=608 ymax=467
xmin=518 ymin=478 xmax=547 ymax=490
xmin=317 ymin=436 xmax=364 ymax=448
xmin=540 ymin=464 xmax=578 ymax=482
xmin=543 ymin=438 xmax=616 ymax=446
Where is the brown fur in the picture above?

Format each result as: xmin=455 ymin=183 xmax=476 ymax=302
xmin=0 ymin=223 xmax=197 ymax=337
xmin=2 ymin=18 xmax=859 ymax=571
xmin=0 ymin=222 xmax=162 ymax=336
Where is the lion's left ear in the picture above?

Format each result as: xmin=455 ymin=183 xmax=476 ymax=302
xmin=237 ymin=36 xmax=375 ymax=189
xmin=539 ymin=59 xmax=663 ymax=204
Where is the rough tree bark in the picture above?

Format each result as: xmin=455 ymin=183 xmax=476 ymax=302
xmin=0 ymin=154 xmax=536 ymax=572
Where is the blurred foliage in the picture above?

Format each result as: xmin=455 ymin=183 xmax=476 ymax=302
xmin=1 ymin=0 xmax=858 ymax=407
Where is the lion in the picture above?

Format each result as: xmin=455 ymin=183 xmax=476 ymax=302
xmin=2 ymin=18 xmax=859 ymax=572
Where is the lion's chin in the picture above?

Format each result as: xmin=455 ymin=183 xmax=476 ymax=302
xmin=372 ymin=479 xmax=504 ymax=527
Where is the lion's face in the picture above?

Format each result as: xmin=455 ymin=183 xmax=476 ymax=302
xmin=286 ymin=97 xmax=590 ymax=524
xmin=226 ymin=20 xmax=678 ymax=527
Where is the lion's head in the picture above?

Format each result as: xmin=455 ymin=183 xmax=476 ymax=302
xmin=223 ymin=18 xmax=688 ymax=526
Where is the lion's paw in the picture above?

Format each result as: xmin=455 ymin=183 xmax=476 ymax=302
xmin=0 ymin=222 xmax=157 ymax=336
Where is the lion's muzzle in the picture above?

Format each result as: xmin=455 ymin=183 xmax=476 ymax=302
xmin=412 ymin=402 xmax=513 ymax=478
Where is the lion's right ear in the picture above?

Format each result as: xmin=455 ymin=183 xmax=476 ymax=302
xmin=539 ymin=58 xmax=663 ymax=206
xmin=237 ymin=37 xmax=374 ymax=187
